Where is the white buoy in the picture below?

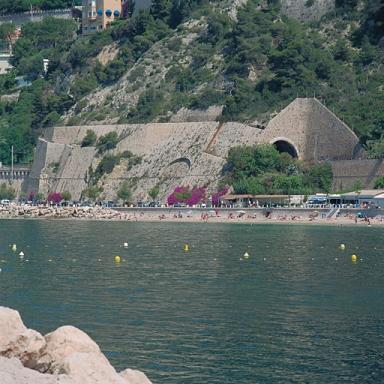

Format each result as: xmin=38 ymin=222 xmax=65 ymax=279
xmin=243 ymin=252 xmax=250 ymax=259
xmin=123 ymin=242 xmax=129 ymax=248
xmin=19 ymin=251 xmax=24 ymax=257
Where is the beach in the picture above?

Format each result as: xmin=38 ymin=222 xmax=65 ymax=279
xmin=0 ymin=204 xmax=382 ymax=226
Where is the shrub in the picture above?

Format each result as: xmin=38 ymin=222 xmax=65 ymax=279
xmin=47 ymin=192 xmax=62 ymax=204
xmin=0 ymin=183 xmax=15 ymax=200
xmin=81 ymin=129 xmax=97 ymax=147
xmin=61 ymin=191 xmax=72 ymax=201
xmin=167 ymin=186 xmax=206 ymax=206
xmin=82 ymin=185 xmax=103 ymax=200
xmin=374 ymin=176 xmax=384 ymax=189
xmin=117 ymin=181 xmax=132 ymax=201
xmin=96 ymin=132 xmax=119 ymax=154
xmin=148 ymin=185 xmax=160 ymax=200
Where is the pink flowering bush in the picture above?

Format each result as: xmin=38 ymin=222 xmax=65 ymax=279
xmin=47 ymin=192 xmax=62 ymax=204
xmin=167 ymin=186 xmax=206 ymax=206
xmin=212 ymin=186 xmax=229 ymax=206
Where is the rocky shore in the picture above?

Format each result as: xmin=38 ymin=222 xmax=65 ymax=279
xmin=0 ymin=205 xmax=128 ymax=220
xmin=0 ymin=307 xmax=152 ymax=384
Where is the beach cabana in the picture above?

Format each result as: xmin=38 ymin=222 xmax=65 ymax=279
xmin=220 ymin=194 xmax=290 ymax=208
xmin=340 ymin=189 xmax=384 ymax=208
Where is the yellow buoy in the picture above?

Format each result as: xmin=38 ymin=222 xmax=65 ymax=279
xmin=114 ymin=256 xmax=121 ymax=263
xmin=340 ymin=244 xmax=346 ymax=251
xmin=11 ymin=244 xmax=16 ymax=252
xmin=351 ymin=254 xmax=357 ymax=262
xmin=184 ymin=244 xmax=189 ymax=252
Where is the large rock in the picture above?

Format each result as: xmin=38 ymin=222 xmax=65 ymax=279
xmin=0 ymin=307 xmax=46 ymax=367
xmin=120 ymin=368 xmax=152 ymax=384
xmin=0 ymin=357 xmax=73 ymax=384
xmin=36 ymin=326 xmax=151 ymax=384
xmin=0 ymin=309 xmax=152 ymax=384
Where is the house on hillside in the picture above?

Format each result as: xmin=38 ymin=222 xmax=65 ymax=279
xmin=82 ymin=0 xmax=122 ymax=34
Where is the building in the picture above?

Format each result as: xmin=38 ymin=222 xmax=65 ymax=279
xmin=82 ymin=0 xmax=122 ymax=34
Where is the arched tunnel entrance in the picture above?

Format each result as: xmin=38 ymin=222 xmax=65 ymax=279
xmin=273 ymin=140 xmax=298 ymax=159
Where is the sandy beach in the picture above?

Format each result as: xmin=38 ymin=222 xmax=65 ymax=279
xmin=0 ymin=204 xmax=383 ymax=227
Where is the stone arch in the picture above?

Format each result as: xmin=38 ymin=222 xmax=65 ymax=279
xmin=162 ymin=157 xmax=192 ymax=179
xmin=169 ymin=157 xmax=192 ymax=169
xmin=271 ymin=138 xmax=299 ymax=159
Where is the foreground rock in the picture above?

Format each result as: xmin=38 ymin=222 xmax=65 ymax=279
xmin=0 ymin=307 xmax=152 ymax=384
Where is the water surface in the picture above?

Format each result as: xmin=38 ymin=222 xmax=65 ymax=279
xmin=0 ymin=220 xmax=383 ymax=383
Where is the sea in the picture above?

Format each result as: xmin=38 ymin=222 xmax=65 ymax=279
xmin=0 ymin=220 xmax=383 ymax=383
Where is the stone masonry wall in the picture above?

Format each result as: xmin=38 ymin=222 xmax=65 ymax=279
xmin=26 ymin=98 xmax=372 ymax=201
xmin=331 ymin=159 xmax=384 ymax=191
xmin=260 ymin=98 xmax=360 ymax=161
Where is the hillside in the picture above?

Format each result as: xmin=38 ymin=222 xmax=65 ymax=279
xmin=0 ymin=0 xmax=383 ymax=167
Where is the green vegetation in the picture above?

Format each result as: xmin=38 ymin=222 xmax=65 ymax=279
xmin=224 ymin=144 xmax=333 ymax=195
xmin=96 ymin=132 xmax=119 ymax=154
xmin=0 ymin=183 xmax=16 ymax=200
xmin=374 ymin=177 xmax=384 ymax=189
xmin=117 ymin=181 xmax=132 ymax=202
xmin=0 ymin=0 xmax=383 ymax=166
xmin=148 ymin=185 xmax=160 ymax=200
xmin=81 ymin=129 xmax=97 ymax=147
xmin=82 ymin=185 xmax=103 ymax=200
xmin=61 ymin=190 xmax=72 ymax=201
xmin=90 ymin=150 xmax=142 ymax=184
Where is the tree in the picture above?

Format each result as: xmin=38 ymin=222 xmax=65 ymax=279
xmin=0 ymin=183 xmax=15 ymax=200
xmin=150 ymin=0 xmax=171 ymax=21
xmin=61 ymin=191 xmax=72 ymax=201
xmin=0 ymin=23 xmax=16 ymax=42
xmin=96 ymin=132 xmax=119 ymax=154
xmin=148 ymin=185 xmax=160 ymax=200
xmin=117 ymin=181 xmax=132 ymax=202
xmin=82 ymin=185 xmax=103 ymax=200
xmin=81 ymin=130 xmax=97 ymax=147
xmin=374 ymin=177 xmax=384 ymax=189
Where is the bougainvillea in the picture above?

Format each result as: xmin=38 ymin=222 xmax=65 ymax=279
xmin=47 ymin=192 xmax=62 ymax=204
xmin=167 ymin=186 xmax=206 ymax=206
xmin=212 ymin=186 xmax=229 ymax=206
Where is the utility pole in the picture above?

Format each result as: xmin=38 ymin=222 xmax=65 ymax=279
xmin=11 ymin=145 xmax=13 ymax=180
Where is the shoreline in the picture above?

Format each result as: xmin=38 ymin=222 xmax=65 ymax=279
xmin=0 ymin=205 xmax=382 ymax=227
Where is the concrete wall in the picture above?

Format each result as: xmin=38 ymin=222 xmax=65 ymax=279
xmin=332 ymin=159 xmax=384 ymax=191
xmin=260 ymin=98 xmax=360 ymax=161
xmin=0 ymin=9 xmax=73 ymax=26
xmin=27 ymin=98 xmax=372 ymax=201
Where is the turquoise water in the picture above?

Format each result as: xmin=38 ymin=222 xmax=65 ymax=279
xmin=0 ymin=220 xmax=384 ymax=383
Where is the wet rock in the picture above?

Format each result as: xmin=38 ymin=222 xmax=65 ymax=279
xmin=0 ymin=357 xmax=73 ymax=384
xmin=0 ymin=307 xmax=46 ymax=367
xmin=0 ymin=308 xmax=152 ymax=384
xmin=120 ymin=368 xmax=153 ymax=384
